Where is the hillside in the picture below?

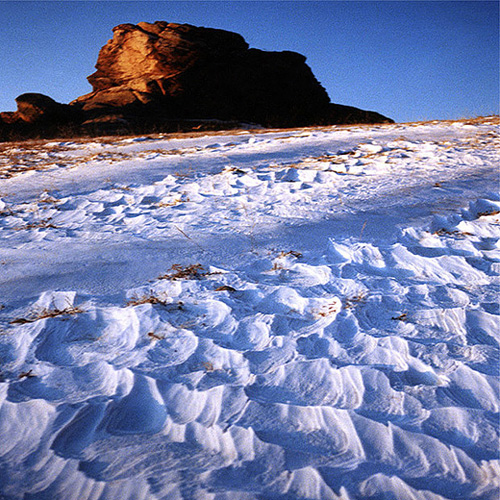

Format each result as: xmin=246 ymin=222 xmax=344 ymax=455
xmin=0 ymin=117 xmax=498 ymax=500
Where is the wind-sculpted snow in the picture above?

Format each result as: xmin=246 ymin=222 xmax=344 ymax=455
xmin=0 ymin=118 xmax=499 ymax=499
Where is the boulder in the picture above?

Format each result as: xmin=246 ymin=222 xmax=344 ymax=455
xmin=15 ymin=93 xmax=71 ymax=123
xmin=0 ymin=93 xmax=82 ymax=141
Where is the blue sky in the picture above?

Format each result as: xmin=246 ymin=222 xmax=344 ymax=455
xmin=1 ymin=1 xmax=498 ymax=122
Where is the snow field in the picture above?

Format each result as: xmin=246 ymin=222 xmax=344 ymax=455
xmin=0 ymin=118 xmax=498 ymax=499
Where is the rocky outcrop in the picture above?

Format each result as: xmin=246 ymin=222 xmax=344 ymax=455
xmin=326 ymin=103 xmax=394 ymax=125
xmin=1 ymin=22 xmax=392 ymax=141
xmin=14 ymin=93 xmax=69 ymax=123
xmin=0 ymin=93 xmax=81 ymax=141
xmin=72 ymin=21 xmax=337 ymax=128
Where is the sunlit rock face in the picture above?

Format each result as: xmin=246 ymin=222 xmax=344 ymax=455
xmin=88 ymin=22 xmax=251 ymax=94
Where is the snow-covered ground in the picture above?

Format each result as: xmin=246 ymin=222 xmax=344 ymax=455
xmin=0 ymin=117 xmax=498 ymax=500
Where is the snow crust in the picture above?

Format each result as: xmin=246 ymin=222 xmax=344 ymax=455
xmin=0 ymin=118 xmax=499 ymax=499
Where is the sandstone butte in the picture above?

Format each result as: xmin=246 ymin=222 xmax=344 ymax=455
xmin=0 ymin=22 xmax=393 ymax=141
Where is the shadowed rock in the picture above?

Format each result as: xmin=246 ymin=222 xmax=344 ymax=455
xmin=15 ymin=93 xmax=69 ymax=123
xmin=0 ymin=93 xmax=81 ymax=141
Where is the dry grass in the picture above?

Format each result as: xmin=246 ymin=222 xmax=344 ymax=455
xmin=203 ymin=361 xmax=215 ymax=372
xmin=38 ymin=196 xmax=60 ymax=204
xmin=113 ymin=184 xmax=132 ymax=192
xmin=343 ymin=292 xmax=367 ymax=310
xmin=147 ymin=331 xmax=165 ymax=341
xmin=11 ymin=306 xmax=84 ymax=324
xmin=269 ymin=250 xmax=303 ymax=271
xmin=223 ymin=166 xmax=247 ymax=175
xmin=271 ymin=261 xmax=285 ymax=272
xmin=18 ymin=369 xmax=36 ymax=379
xmin=313 ymin=300 xmax=342 ymax=319
xmin=126 ymin=293 xmax=168 ymax=307
xmin=0 ymin=208 xmax=14 ymax=217
xmin=1 ymin=115 xmax=496 ymax=148
xmin=477 ymin=210 xmax=500 ymax=218
xmin=391 ymin=313 xmax=408 ymax=322
xmin=158 ymin=263 xmax=212 ymax=281
xmin=278 ymin=250 xmax=303 ymax=259
xmin=13 ymin=218 xmax=58 ymax=231
xmin=432 ymin=228 xmax=473 ymax=237
xmin=215 ymin=285 xmax=236 ymax=292
xmin=155 ymin=197 xmax=187 ymax=208
xmin=400 ymin=115 xmax=499 ymax=127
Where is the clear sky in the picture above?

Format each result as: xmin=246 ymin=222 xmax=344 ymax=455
xmin=1 ymin=1 xmax=498 ymax=122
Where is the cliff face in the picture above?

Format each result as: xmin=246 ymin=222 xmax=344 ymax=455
xmin=0 ymin=22 xmax=393 ymax=141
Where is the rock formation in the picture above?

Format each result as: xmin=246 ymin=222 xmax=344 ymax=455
xmin=0 ymin=93 xmax=81 ymax=141
xmin=0 ymin=22 xmax=393 ymax=141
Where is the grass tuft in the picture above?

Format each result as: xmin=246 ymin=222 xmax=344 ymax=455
xmin=14 ymin=218 xmax=58 ymax=231
xmin=477 ymin=210 xmax=500 ymax=218
xmin=432 ymin=228 xmax=473 ymax=237
xmin=278 ymin=250 xmax=302 ymax=259
xmin=215 ymin=285 xmax=236 ymax=292
xmin=343 ymin=292 xmax=367 ymax=309
xmin=158 ymin=264 xmax=210 ymax=281
xmin=19 ymin=369 xmax=36 ymax=379
xmin=391 ymin=313 xmax=408 ymax=321
xmin=147 ymin=331 xmax=165 ymax=341
xmin=11 ymin=306 xmax=83 ymax=324
xmin=126 ymin=293 xmax=168 ymax=307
